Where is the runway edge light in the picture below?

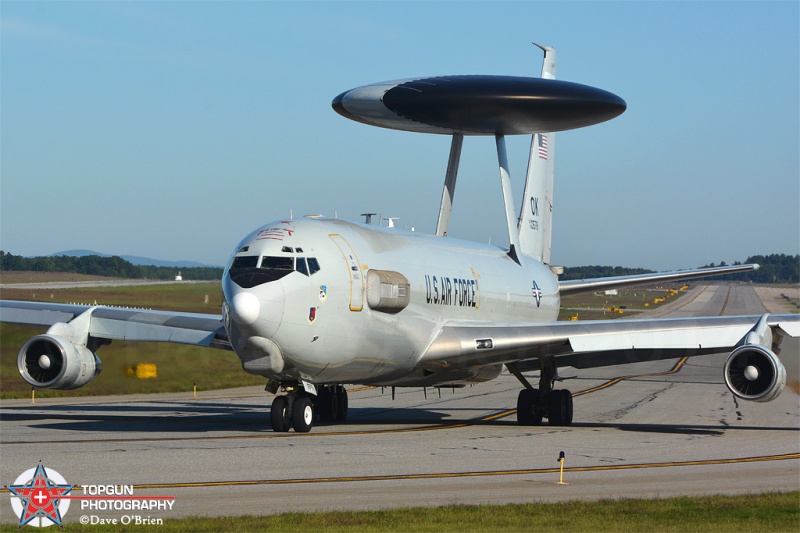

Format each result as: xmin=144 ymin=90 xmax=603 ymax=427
xmin=557 ymin=451 xmax=568 ymax=485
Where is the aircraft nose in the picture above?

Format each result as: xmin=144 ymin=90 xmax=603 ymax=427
xmin=223 ymin=274 xmax=285 ymax=339
xmin=229 ymin=291 xmax=260 ymax=326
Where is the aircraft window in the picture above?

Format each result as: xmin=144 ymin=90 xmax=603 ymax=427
xmin=261 ymin=256 xmax=294 ymax=270
xmin=296 ymin=257 xmax=309 ymax=276
xmin=307 ymin=257 xmax=321 ymax=275
xmin=295 ymin=247 xmax=304 ymax=253
xmin=238 ymin=246 xmax=249 ymax=253
xmin=232 ymin=256 xmax=259 ymax=268
xmin=281 ymin=246 xmax=294 ymax=253
xmin=229 ymin=255 xmax=298 ymax=289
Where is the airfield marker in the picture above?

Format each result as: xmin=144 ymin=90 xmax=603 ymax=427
xmin=556 ymin=451 xmax=568 ymax=485
xmin=31 ymin=387 xmax=35 ymax=404
xmin=193 ymin=382 xmax=197 ymax=398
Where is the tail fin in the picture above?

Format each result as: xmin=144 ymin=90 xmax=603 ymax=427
xmin=517 ymin=45 xmax=556 ymax=264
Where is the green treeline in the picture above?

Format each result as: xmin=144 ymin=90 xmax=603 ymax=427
xmin=561 ymin=266 xmax=654 ymax=280
xmin=0 ymin=251 xmax=223 ymax=280
xmin=562 ymin=254 xmax=799 ymax=284
xmin=697 ymin=254 xmax=799 ymax=284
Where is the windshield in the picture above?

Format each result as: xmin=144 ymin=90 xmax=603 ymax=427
xmin=261 ymin=256 xmax=294 ymax=270
xmin=228 ymin=254 xmax=321 ymax=288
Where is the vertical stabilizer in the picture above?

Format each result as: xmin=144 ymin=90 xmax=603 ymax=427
xmin=517 ymin=44 xmax=556 ymax=264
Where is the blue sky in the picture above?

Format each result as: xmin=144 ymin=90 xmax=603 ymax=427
xmin=2 ymin=1 xmax=798 ymax=270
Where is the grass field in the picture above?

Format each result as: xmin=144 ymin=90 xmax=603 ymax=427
xmin=0 ymin=280 xmax=223 ymax=312
xmin=0 ymin=492 xmax=796 ymax=532
xmin=559 ymin=285 xmax=686 ymax=320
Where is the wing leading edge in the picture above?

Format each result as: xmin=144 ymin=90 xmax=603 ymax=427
xmin=558 ymin=263 xmax=759 ymax=295
xmin=420 ymin=313 xmax=800 ymax=370
xmin=0 ymin=300 xmax=230 ymax=349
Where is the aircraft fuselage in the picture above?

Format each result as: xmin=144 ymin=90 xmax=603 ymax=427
xmin=221 ymin=217 xmax=559 ymax=387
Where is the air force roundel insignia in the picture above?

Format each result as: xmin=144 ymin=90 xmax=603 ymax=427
xmin=532 ymin=280 xmax=543 ymax=307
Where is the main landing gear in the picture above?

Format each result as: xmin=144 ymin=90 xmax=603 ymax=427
xmin=316 ymin=384 xmax=349 ymax=423
xmin=268 ymin=382 xmax=348 ymax=433
xmin=507 ymin=359 xmax=573 ymax=427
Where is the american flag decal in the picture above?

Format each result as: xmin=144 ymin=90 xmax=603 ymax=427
xmin=538 ymin=134 xmax=548 ymax=160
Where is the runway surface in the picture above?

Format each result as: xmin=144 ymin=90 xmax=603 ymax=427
xmin=1 ymin=283 xmax=798 ymax=523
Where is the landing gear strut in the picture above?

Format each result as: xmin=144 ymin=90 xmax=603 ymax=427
xmin=508 ymin=359 xmax=573 ymax=427
xmin=268 ymin=382 xmax=348 ymax=433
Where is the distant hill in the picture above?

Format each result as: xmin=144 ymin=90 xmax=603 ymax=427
xmin=51 ymin=250 xmax=220 ymax=268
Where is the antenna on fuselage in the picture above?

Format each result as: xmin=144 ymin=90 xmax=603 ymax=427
xmin=361 ymin=213 xmax=377 ymax=224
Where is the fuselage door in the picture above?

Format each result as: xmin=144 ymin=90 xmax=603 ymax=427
xmin=329 ymin=234 xmax=364 ymax=311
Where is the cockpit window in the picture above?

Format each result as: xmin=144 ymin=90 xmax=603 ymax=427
xmin=232 ymin=256 xmax=259 ymax=268
xmin=229 ymin=255 xmax=292 ymax=289
xmin=296 ymin=257 xmax=309 ymax=276
xmin=229 ymin=253 xmax=320 ymax=288
xmin=307 ymin=257 xmax=321 ymax=275
xmin=294 ymin=257 xmax=320 ymax=276
xmin=261 ymin=256 xmax=294 ymax=270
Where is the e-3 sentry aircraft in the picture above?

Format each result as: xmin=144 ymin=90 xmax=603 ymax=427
xmin=2 ymin=45 xmax=798 ymax=433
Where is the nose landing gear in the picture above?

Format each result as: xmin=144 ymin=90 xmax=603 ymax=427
xmin=268 ymin=381 xmax=349 ymax=433
xmin=270 ymin=395 xmax=292 ymax=432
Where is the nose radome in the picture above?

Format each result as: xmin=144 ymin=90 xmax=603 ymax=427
xmin=230 ymin=292 xmax=260 ymax=325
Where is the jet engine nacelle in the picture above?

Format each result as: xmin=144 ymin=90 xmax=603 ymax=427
xmin=723 ymin=344 xmax=786 ymax=402
xmin=18 ymin=334 xmax=103 ymax=390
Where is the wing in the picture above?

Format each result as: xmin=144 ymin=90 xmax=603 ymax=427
xmin=558 ymin=263 xmax=759 ymax=295
xmin=421 ymin=313 xmax=800 ymax=370
xmin=0 ymin=300 xmax=230 ymax=349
